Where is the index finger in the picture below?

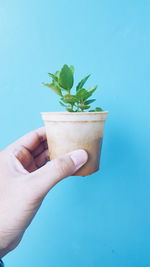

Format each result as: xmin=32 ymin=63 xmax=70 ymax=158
xmin=7 ymin=127 xmax=47 ymax=153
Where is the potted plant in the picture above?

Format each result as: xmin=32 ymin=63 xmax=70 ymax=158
xmin=41 ymin=64 xmax=108 ymax=176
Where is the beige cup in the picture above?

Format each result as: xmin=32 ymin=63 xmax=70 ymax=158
xmin=41 ymin=111 xmax=108 ymax=176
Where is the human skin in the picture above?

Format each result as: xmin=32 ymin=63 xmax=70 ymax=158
xmin=0 ymin=127 xmax=88 ymax=258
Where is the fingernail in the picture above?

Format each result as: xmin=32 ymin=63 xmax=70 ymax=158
xmin=70 ymin=149 xmax=88 ymax=169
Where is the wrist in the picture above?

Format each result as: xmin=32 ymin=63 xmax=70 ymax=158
xmin=0 ymin=230 xmax=23 ymax=258
xmin=0 ymin=247 xmax=10 ymax=258
xmin=0 ymin=238 xmax=16 ymax=258
xmin=0 ymin=241 xmax=12 ymax=258
xmin=0 ymin=243 xmax=16 ymax=258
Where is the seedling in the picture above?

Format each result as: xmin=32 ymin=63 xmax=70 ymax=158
xmin=42 ymin=64 xmax=103 ymax=112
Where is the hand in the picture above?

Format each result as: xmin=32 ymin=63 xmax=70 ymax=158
xmin=0 ymin=127 xmax=88 ymax=258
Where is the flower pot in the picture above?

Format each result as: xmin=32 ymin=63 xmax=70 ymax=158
xmin=41 ymin=111 xmax=108 ymax=176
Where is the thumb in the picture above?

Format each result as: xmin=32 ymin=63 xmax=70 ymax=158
xmin=29 ymin=149 xmax=88 ymax=197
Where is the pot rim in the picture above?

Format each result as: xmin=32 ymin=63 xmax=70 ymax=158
xmin=41 ymin=111 xmax=108 ymax=115
xmin=41 ymin=111 xmax=108 ymax=122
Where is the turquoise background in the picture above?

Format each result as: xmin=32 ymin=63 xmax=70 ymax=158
xmin=0 ymin=0 xmax=150 ymax=266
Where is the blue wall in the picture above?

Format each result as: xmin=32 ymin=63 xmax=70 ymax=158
xmin=0 ymin=0 xmax=150 ymax=266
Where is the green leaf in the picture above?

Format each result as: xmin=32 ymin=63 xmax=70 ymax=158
xmin=84 ymin=99 xmax=96 ymax=105
xmin=48 ymin=72 xmax=67 ymax=92
xmin=48 ymin=73 xmax=58 ymax=82
xmin=58 ymin=64 xmax=74 ymax=90
xmin=70 ymin=65 xmax=74 ymax=74
xmin=42 ymin=83 xmax=62 ymax=96
xmin=76 ymin=74 xmax=91 ymax=91
xmin=55 ymin=70 xmax=60 ymax=79
xmin=62 ymin=94 xmax=77 ymax=104
xmin=87 ymin=85 xmax=98 ymax=96
xmin=95 ymin=107 xmax=103 ymax=111
xmin=59 ymin=101 xmax=69 ymax=107
xmin=54 ymin=80 xmax=69 ymax=92
xmin=77 ymin=104 xmax=90 ymax=110
xmin=66 ymin=107 xmax=74 ymax=112
xmin=76 ymin=88 xmax=90 ymax=102
xmin=89 ymin=107 xmax=103 ymax=112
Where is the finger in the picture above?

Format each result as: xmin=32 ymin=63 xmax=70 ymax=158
xmin=14 ymin=145 xmax=33 ymax=169
xmin=34 ymin=149 xmax=50 ymax=168
xmin=32 ymin=140 xmax=48 ymax=158
xmin=27 ymin=149 xmax=88 ymax=199
xmin=7 ymin=127 xmax=46 ymax=153
xmin=14 ymin=149 xmax=37 ymax=173
xmin=27 ymin=161 xmax=38 ymax=173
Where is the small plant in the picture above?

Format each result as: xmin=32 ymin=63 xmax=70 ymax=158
xmin=42 ymin=64 xmax=103 ymax=112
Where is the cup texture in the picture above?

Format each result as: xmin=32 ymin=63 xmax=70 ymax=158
xmin=41 ymin=112 xmax=108 ymax=176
